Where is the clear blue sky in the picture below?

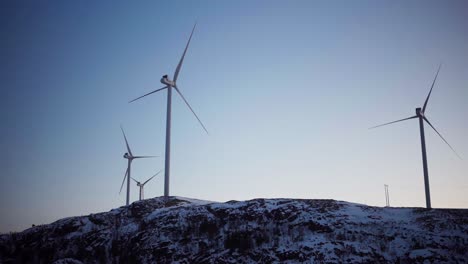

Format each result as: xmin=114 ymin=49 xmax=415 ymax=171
xmin=1 ymin=1 xmax=467 ymax=233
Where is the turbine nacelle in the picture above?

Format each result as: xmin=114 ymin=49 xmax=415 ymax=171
xmin=123 ymin=152 xmax=131 ymax=159
xmin=416 ymin=107 xmax=424 ymax=117
xmin=161 ymin=75 xmax=175 ymax=87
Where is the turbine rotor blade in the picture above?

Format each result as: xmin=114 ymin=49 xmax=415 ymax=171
xmin=120 ymin=125 xmax=133 ymax=156
xmin=173 ymin=23 xmax=196 ymax=82
xmin=129 ymin=86 xmax=168 ymax=103
xmin=422 ymin=64 xmax=442 ymax=113
xmin=369 ymin=115 xmax=418 ymax=129
xmin=133 ymin=155 xmax=158 ymax=159
xmin=423 ymin=117 xmax=461 ymax=159
xmin=174 ymin=86 xmax=209 ymax=134
xmin=143 ymin=170 xmax=162 ymax=185
xmin=119 ymin=167 xmax=129 ymax=194
xmin=130 ymin=176 xmax=139 ymax=184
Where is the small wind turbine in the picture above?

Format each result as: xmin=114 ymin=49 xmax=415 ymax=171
xmin=131 ymin=170 xmax=162 ymax=201
xmin=120 ymin=126 xmax=157 ymax=206
xmin=129 ymin=23 xmax=208 ymax=198
xmin=370 ymin=65 xmax=460 ymax=209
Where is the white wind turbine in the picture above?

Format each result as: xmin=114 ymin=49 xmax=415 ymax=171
xmin=131 ymin=170 xmax=162 ymax=201
xmin=370 ymin=65 xmax=461 ymax=209
xmin=129 ymin=23 xmax=208 ymax=197
xmin=120 ymin=126 xmax=157 ymax=205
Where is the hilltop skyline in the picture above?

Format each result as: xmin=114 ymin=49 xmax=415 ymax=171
xmin=1 ymin=1 xmax=468 ymax=233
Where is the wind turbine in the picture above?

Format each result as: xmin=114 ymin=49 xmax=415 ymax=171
xmin=370 ymin=65 xmax=460 ymax=209
xmin=129 ymin=23 xmax=208 ymax=197
xmin=120 ymin=126 xmax=157 ymax=205
xmin=131 ymin=170 xmax=162 ymax=201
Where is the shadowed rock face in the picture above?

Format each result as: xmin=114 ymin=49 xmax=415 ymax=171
xmin=1 ymin=197 xmax=467 ymax=263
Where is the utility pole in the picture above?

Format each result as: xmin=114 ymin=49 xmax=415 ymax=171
xmin=384 ymin=184 xmax=390 ymax=207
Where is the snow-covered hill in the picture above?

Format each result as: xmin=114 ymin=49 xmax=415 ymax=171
xmin=1 ymin=197 xmax=467 ymax=263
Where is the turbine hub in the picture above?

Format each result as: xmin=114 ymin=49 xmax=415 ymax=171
xmin=124 ymin=153 xmax=130 ymax=159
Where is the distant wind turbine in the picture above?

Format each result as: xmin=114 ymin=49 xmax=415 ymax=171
xmin=129 ymin=23 xmax=208 ymax=198
xmin=131 ymin=170 xmax=162 ymax=201
xmin=370 ymin=65 xmax=461 ymax=209
xmin=120 ymin=126 xmax=157 ymax=206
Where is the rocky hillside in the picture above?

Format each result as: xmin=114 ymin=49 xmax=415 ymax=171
xmin=0 ymin=197 xmax=467 ymax=263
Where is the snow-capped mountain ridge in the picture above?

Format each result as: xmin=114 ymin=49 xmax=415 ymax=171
xmin=1 ymin=197 xmax=467 ymax=263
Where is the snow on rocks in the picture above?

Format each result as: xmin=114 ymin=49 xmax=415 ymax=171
xmin=1 ymin=196 xmax=467 ymax=263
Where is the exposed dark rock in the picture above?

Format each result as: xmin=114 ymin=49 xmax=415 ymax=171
xmin=0 ymin=196 xmax=467 ymax=263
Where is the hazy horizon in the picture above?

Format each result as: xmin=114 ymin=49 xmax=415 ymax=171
xmin=1 ymin=0 xmax=468 ymax=233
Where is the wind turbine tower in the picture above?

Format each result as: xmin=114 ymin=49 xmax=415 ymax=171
xmin=131 ymin=170 xmax=162 ymax=201
xmin=370 ymin=65 xmax=460 ymax=209
xmin=130 ymin=24 xmax=208 ymax=197
xmin=120 ymin=126 xmax=157 ymax=205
